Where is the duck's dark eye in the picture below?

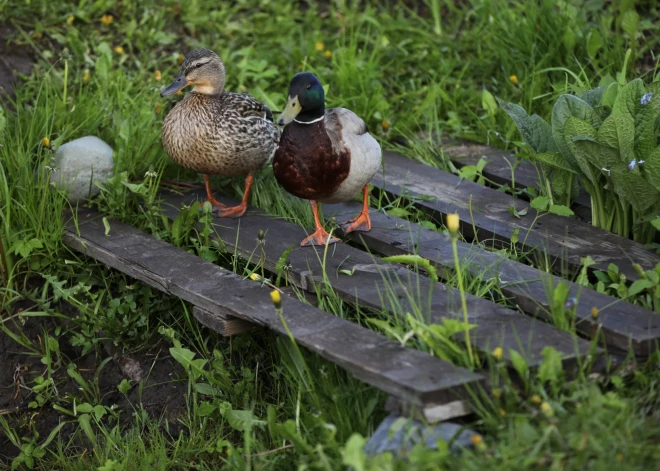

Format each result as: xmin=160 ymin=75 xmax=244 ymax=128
xmin=306 ymin=84 xmax=311 ymax=90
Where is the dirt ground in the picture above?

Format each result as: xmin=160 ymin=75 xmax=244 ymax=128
xmin=0 ymin=25 xmax=34 ymax=103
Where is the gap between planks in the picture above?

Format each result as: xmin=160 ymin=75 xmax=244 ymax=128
xmin=322 ymin=201 xmax=660 ymax=356
xmin=158 ymin=190 xmax=597 ymax=370
xmin=62 ymin=209 xmax=482 ymax=409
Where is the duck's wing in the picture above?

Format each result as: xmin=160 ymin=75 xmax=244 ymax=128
xmin=224 ymin=92 xmax=280 ymax=142
xmin=325 ymin=108 xmax=381 ymax=173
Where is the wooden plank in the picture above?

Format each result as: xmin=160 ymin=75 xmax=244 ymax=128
xmin=385 ymin=396 xmax=472 ymax=424
xmin=439 ymin=137 xmax=592 ymax=220
xmin=192 ymin=306 xmax=255 ymax=336
xmin=159 ymin=191 xmax=596 ymax=368
xmin=323 ymin=202 xmax=660 ymax=356
xmin=374 ymin=151 xmax=660 ymax=283
xmin=62 ymin=210 xmax=482 ymax=407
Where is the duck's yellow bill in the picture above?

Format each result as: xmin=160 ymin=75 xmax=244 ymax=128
xmin=277 ymin=95 xmax=301 ymax=126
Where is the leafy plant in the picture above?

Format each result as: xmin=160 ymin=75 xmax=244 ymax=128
xmin=499 ymin=73 xmax=660 ymax=243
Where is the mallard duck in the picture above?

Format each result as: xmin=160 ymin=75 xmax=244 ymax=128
xmin=161 ymin=48 xmax=279 ymax=217
xmin=273 ymin=72 xmax=382 ymax=246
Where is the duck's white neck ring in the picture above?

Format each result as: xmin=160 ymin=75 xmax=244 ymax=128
xmin=294 ymin=115 xmax=324 ymax=124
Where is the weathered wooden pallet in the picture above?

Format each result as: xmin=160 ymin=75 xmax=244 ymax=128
xmin=374 ymin=151 xmax=660 ymax=282
xmin=159 ymin=190 xmax=595 ymax=369
xmin=62 ymin=209 xmax=483 ymax=411
xmin=323 ymin=202 xmax=660 ymax=356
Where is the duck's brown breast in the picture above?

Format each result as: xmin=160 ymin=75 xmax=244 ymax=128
xmin=273 ymin=120 xmax=350 ymax=201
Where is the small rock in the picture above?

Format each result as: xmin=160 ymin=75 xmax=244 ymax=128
xmin=51 ymin=136 xmax=114 ymax=203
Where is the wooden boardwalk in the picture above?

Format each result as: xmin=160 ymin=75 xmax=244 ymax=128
xmin=62 ymin=143 xmax=660 ymax=424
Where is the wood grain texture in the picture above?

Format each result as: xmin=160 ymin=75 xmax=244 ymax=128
xmin=374 ymin=151 xmax=660 ymax=283
xmin=158 ymin=190 xmax=595 ymax=368
xmin=62 ymin=209 xmax=481 ymax=407
xmin=192 ymin=306 xmax=255 ymax=336
xmin=323 ymin=201 xmax=660 ymax=356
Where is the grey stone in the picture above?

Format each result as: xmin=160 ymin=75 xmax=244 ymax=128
xmin=364 ymin=414 xmax=477 ymax=458
xmin=51 ymin=136 xmax=114 ymax=203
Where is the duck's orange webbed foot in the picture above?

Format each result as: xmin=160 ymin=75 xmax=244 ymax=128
xmin=300 ymin=228 xmax=339 ymax=247
xmin=218 ymin=203 xmax=248 ymax=218
xmin=203 ymin=174 xmax=226 ymax=209
xmin=340 ymin=210 xmax=372 ymax=233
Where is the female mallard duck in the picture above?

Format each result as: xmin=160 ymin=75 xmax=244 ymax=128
xmin=161 ymin=48 xmax=279 ymax=217
xmin=273 ymin=72 xmax=382 ymax=246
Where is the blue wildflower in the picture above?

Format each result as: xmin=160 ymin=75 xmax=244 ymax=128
xmin=564 ymin=297 xmax=577 ymax=309
xmin=641 ymin=92 xmax=654 ymax=105
xmin=628 ymin=159 xmax=645 ymax=170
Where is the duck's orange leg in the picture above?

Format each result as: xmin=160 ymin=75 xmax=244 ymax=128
xmin=301 ymin=201 xmax=340 ymax=246
xmin=340 ymin=185 xmax=372 ymax=233
xmin=203 ymin=174 xmax=226 ymax=208
xmin=219 ymin=174 xmax=253 ymax=218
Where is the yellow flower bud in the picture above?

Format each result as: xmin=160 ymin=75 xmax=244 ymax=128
xmin=155 ymin=70 xmax=162 ymax=81
xmin=315 ymin=42 xmax=324 ymax=51
xmin=491 ymin=388 xmax=501 ymax=398
xmin=591 ymin=306 xmax=599 ymax=319
xmin=270 ymin=290 xmax=281 ymax=309
xmin=530 ymin=395 xmax=542 ymax=404
xmin=324 ymin=50 xmax=332 ymax=59
xmin=101 ymin=14 xmax=113 ymax=26
xmin=114 ymin=46 xmax=124 ymax=55
xmin=446 ymin=213 xmax=460 ymax=234
xmin=470 ymin=434 xmax=483 ymax=446
xmin=381 ymin=120 xmax=389 ymax=130
xmin=66 ymin=15 xmax=75 ymax=25
xmin=177 ymin=53 xmax=184 ymax=64
xmin=540 ymin=402 xmax=553 ymax=416
xmin=509 ymin=74 xmax=519 ymax=85
xmin=492 ymin=347 xmax=503 ymax=360
xmin=83 ymin=69 xmax=90 ymax=81
xmin=498 ymin=408 xmax=506 ymax=417
xmin=616 ymin=454 xmax=623 ymax=462
xmin=249 ymin=273 xmax=260 ymax=281
xmin=42 ymin=137 xmax=50 ymax=147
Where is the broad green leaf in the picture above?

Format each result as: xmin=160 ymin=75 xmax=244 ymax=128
xmin=386 ymin=207 xmax=411 ymax=218
xmin=342 ymin=434 xmax=367 ymax=471
xmin=597 ymin=114 xmax=635 ymax=164
xmin=586 ymin=29 xmax=602 ymax=58
xmin=78 ymin=414 xmax=97 ymax=445
xmin=497 ymin=98 xmax=558 ymax=153
xmin=643 ymin=147 xmax=660 ymax=188
xmin=580 ymin=86 xmax=604 ymax=108
xmin=531 ymin=196 xmax=550 ymax=211
xmin=628 ymin=279 xmax=655 ymax=296
xmin=601 ymin=82 xmax=619 ymax=107
xmin=194 ymin=383 xmax=219 ymax=396
xmin=552 ymin=95 xmax=600 ymax=169
xmin=482 ymin=89 xmax=498 ymax=116
xmin=549 ymin=205 xmax=575 ymax=217
xmin=197 ymin=401 xmax=216 ymax=417
xmin=621 ymin=10 xmax=640 ymax=39
xmin=564 ymin=117 xmax=599 ymax=186
xmin=534 ymin=152 xmax=578 ymax=173
xmin=612 ymin=78 xmax=645 ymax=117
xmin=169 ymin=347 xmax=196 ymax=369
xmin=508 ymin=349 xmax=529 ymax=382
xmin=537 ymin=346 xmax=563 ymax=391
xmin=225 ymin=409 xmax=265 ymax=431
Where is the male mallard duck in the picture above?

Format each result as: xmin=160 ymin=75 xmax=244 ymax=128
xmin=161 ymin=48 xmax=279 ymax=217
xmin=273 ymin=72 xmax=382 ymax=246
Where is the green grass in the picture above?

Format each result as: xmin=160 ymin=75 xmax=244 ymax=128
xmin=1 ymin=0 xmax=660 ymax=469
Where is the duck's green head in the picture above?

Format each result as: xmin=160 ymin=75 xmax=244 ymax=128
xmin=161 ymin=48 xmax=226 ymax=97
xmin=278 ymin=72 xmax=325 ymax=126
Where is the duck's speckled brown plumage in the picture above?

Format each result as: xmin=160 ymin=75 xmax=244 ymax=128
xmin=162 ymin=91 xmax=279 ymax=177
xmin=273 ymin=118 xmax=350 ymax=200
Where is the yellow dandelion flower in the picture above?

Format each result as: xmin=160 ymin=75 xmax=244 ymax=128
xmin=381 ymin=120 xmax=389 ymax=130
xmin=176 ymin=90 xmax=183 ymax=96
xmin=226 ymin=447 xmax=232 ymax=457
xmin=470 ymin=434 xmax=483 ymax=446
xmin=297 ymin=64 xmax=303 ymax=71
xmin=249 ymin=273 xmax=260 ymax=281
xmin=498 ymin=408 xmax=506 ymax=417
xmin=83 ymin=69 xmax=90 ymax=81
xmin=270 ymin=290 xmax=282 ymax=309
xmin=101 ymin=14 xmax=113 ymax=26
xmin=31 ymin=31 xmax=43 ymax=39
xmin=530 ymin=395 xmax=542 ymax=404
xmin=324 ymin=50 xmax=332 ymax=59
xmin=491 ymin=388 xmax=501 ymax=399
xmin=155 ymin=70 xmax=162 ymax=81
xmin=114 ymin=46 xmax=124 ymax=55
xmin=591 ymin=306 xmax=599 ymax=320
xmin=540 ymin=402 xmax=554 ymax=417
xmin=155 ymin=103 xmax=162 ymax=114
xmin=315 ymin=42 xmax=324 ymax=51
xmin=66 ymin=15 xmax=75 ymax=25
xmin=446 ymin=213 xmax=460 ymax=234
xmin=492 ymin=347 xmax=503 ymax=360
xmin=42 ymin=137 xmax=50 ymax=147
xmin=177 ymin=53 xmax=184 ymax=64
xmin=509 ymin=75 xmax=519 ymax=85
xmin=616 ymin=454 xmax=623 ymax=462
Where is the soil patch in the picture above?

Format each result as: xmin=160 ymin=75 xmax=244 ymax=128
xmin=0 ymin=24 xmax=35 ymax=101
